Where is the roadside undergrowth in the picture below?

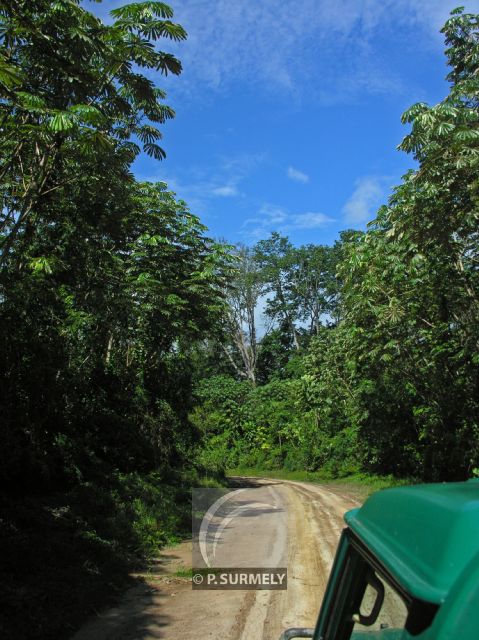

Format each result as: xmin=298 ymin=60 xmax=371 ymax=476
xmin=0 ymin=468 xmax=225 ymax=640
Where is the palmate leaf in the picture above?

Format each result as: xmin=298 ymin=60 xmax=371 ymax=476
xmin=14 ymin=91 xmax=47 ymax=111
xmin=51 ymin=1 xmax=84 ymax=14
xmin=140 ymin=233 xmax=170 ymax=246
xmin=156 ymin=52 xmax=182 ymax=76
xmin=68 ymin=103 xmax=106 ymax=126
xmin=118 ymin=140 xmax=141 ymax=158
xmin=0 ymin=57 xmax=23 ymax=89
xmin=76 ymin=129 xmax=113 ymax=155
xmin=416 ymin=111 xmax=436 ymax=127
xmin=89 ymin=130 xmax=113 ymax=150
xmin=435 ymin=122 xmax=455 ymax=136
xmin=122 ymin=72 xmax=156 ymax=102
xmin=124 ymin=35 xmax=157 ymax=66
xmin=153 ymin=86 xmax=167 ymax=100
xmin=143 ymin=142 xmax=166 ymax=160
xmin=136 ymin=123 xmax=162 ymax=144
xmin=110 ymin=2 xmax=175 ymax=20
xmin=435 ymin=103 xmax=459 ymax=118
xmin=454 ymin=127 xmax=479 ymax=141
xmin=398 ymin=133 xmax=422 ymax=153
xmin=455 ymin=149 xmax=479 ymax=168
xmin=147 ymin=103 xmax=175 ymax=123
xmin=139 ymin=20 xmax=187 ymax=42
xmin=48 ymin=111 xmax=75 ymax=132
xmin=401 ymin=102 xmax=429 ymax=124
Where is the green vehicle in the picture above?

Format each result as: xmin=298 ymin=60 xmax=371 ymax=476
xmin=280 ymin=480 xmax=479 ymax=640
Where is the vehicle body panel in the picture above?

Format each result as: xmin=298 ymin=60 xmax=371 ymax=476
xmin=344 ymin=480 xmax=479 ymax=605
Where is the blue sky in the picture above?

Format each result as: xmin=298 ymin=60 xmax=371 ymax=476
xmin=96 ymin=0 xmax=479 ymax=246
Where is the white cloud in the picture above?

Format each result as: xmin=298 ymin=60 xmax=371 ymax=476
xmin=242 ymin=204 xmax=288 ymax=236
xmin=260 ymin=203 xmax=289 ymax=224
xmin=211 ymin=185 xmax=239 ymax=197
xmin=159 ymin=0 xmax=479 ymax=102
xmin=243 ymin=203 xmax=333 ymax=239
xmin=287 ymin=166 xmax=309 ymax=183
xmin=342 ymin=176 xmax=387 ymax=225
xmin=289 ymin=212 xmax=333 ymax=229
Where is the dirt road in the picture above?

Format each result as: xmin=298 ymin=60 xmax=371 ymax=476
xmin=72 ymin=478 xmax=361 ymax=640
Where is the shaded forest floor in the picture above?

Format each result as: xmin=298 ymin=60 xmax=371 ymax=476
xmin=0 ymin=470 xmax=222 ymax=640
xmin=1 ymin=491 xmax=133 ymax=640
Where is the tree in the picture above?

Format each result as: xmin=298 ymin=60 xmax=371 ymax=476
xmin=255 ymin=321 xmax=295 ymax=384
xmin=288 ymin=243 xmax=341 ymax=334
xmin=305 ymin=7 xmax=479 ymax=480
xmin=254 ymin=233 xmax=301 ymax=349
xmin=0 ymin=4 xmax=244 ymax=636
xmin=221 ymin=244 xmax=263 ymax=385
xmin=0 ymin=0 xmax=186 ymax=264
xmin=0 ymin=0 xmax=238 ymax=489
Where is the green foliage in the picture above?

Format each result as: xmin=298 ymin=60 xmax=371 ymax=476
xmin=226 ymin=467 xmax=412 ymax=496
xmin=2 ymin=4 xmax=479 ymax=637
xmin=253 ymin=232 xmax=340 ymax=350
xmin=191 ymin=371 xmax=320 ymax=472
xmin=216 ymin=235 xmax=342 ymax=385
xmin=0 ymin=177 xmax=233 ymax=490
xmin=255 ymin=323 xmax=296 ymax=384
xmin=0 ymin=0 xmax=186 ymax=261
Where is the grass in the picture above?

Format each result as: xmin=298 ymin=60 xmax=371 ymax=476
xmin=173 ymin=567 xmax=195 ymax=578
xmin=196 ymin=475 xmax=227 ymax=488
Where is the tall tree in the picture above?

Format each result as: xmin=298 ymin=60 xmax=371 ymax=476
xmin=254 ymin=232 xmax=301 ymax=350
xmin=289 ymin=243 xmax=340 ymax=334
xmin=0 ymin=0 xmax=185 ymax=264
xmin=221 ymin=244 xmax=263 ymax=385
xmin=0 ymin=1 xmax=237 ymax=490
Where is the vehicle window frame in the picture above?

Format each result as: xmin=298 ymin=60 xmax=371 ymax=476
xmin=313 ymin=528 xmax=438 ymax=640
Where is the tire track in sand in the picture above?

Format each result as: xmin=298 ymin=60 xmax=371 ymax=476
xmin=235 ymin=479 xmax=358 ymax=640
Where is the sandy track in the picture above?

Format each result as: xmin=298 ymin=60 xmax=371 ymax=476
xmin=72 ymin=478 xmax=360 ymax=640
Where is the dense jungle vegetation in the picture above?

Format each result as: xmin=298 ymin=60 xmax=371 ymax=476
xmin=1 ymin=1 xmax=478 ymax=638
